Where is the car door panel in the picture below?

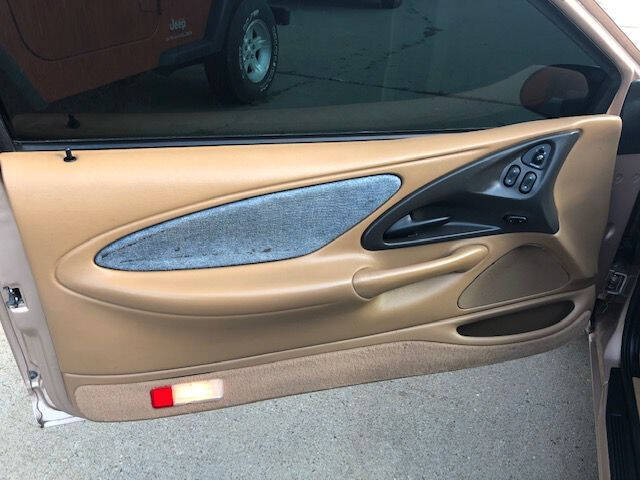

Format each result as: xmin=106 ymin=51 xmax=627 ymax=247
xmin=0 ymin=114 xmax=620 ymax=420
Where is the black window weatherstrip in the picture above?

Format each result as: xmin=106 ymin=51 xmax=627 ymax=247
xmin=608 ymin=274 xmax=640 ymax=478
xmin=11 ymin=129 xmax=479 ymax=152
xmin=0 ymin=116 xmax=13 ymax=152
xmin=619 ymin=81 xmax=640 ymax=155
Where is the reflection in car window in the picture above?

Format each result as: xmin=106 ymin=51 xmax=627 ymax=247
xmin=0 ymin=0 xmax=621 ymax=142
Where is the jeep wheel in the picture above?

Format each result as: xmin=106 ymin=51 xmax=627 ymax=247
xmin=206 ymin=0 xmax=279 ymax=104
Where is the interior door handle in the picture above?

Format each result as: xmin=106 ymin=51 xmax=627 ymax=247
xmin=384 ymin=214 xmax=452 ymax=240
xmin=352 ymin=245 xmax=488 ymax=298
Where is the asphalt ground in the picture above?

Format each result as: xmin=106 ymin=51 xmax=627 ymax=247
xmin=0 ymin=332 xmax=596 ymax=479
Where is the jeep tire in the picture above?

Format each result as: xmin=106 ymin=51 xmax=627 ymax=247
xmin=205 ymin=0 xmax=279 ymax=104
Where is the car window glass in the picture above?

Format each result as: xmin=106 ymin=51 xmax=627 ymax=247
xmin=0 ymin=0 xmax=621 ymax=143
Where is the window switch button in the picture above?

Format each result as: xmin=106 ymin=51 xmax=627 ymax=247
xmin=519 ymin=172 xmax=537 ymax=194
xmin=503 ymin=165 xmax=521 ymax=187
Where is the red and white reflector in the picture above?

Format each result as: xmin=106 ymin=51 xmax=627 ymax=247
xmin=150 ymin=379 xmax=224 ymax=409
xmin=150 ymin=386 xmax=174 ymax=408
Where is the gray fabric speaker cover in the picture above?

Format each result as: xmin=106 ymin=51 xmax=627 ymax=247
xmin=95 ymin=175 xmax=401 ymax=271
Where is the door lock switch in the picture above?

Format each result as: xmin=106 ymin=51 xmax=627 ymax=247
xmin=519 ymin=171 xmax=537 ymax=194
xmin=503 ymin=165 xmax=521 ymax=187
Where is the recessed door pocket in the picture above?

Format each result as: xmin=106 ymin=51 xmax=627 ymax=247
xmin=456 ymin=301 xmax=574 ymax=337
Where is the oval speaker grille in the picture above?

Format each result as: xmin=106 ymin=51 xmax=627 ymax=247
xmin=95 ymin=175 xmax=401 ymax=271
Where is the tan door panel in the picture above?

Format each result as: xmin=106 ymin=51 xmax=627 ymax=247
xmin=0 ymin=115 xmax=621 ymax=419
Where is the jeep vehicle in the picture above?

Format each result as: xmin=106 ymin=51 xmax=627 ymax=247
xmin=0 ymin=0 xmax=288 ymax=108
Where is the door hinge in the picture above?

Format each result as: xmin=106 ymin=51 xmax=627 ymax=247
xmin=28 ymin=371 xmax=83 ymax=428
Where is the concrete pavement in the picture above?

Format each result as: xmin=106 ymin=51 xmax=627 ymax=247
xmin=0 ymin=331 xmax=596 ymax=479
